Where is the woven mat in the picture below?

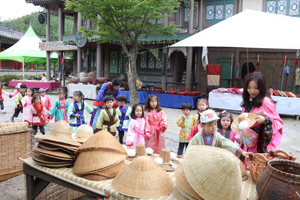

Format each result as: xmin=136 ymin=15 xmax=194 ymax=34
xmin=20 ymin=157 xmax=256 ymax=200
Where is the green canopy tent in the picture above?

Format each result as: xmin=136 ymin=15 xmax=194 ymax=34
xmin=0 ymin=26 xmax=58 ymax=78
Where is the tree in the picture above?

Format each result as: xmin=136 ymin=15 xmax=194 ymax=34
xmin=65 ymin=0 xmax=180 ymax=104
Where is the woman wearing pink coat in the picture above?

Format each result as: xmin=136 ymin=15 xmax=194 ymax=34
xmin=144 ymin=95 xmax=168 ymax=154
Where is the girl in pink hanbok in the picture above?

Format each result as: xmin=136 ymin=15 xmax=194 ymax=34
xmin=126 ymin=104 xmax=145 ymax=149
xmin=39 ymin=88 xmax=51 ymax=124
xmin=21 ymin=88 xmax=34 ymax=122
xmin=240 ymin=72 xmax=283 ymax=154
xmin=144 ymin=95 xmax=168 ymax=154
xmin=217 ymin=111 xmax=237 ymax=142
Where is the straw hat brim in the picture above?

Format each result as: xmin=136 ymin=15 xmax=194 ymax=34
xmin=35 ymin=134 xmax=80 ymax=147
xmin=87 ymin=160 xmax=125 ymax=178
xmin=35 ymin=161 xmax=73 ymax=168
xmin=35 ymin=139 xmax=78 ymax=151
xmin=175 ymin=163 xmax=203 ymax=200
xmin=33 ymin=147 xmax=75 ymax=160
xmin=231 ymin=113 xmax=257 ymax=132
xmin=32 ymin=152 xmax=73 ymax=164
xmin=77 ymin=130 xmax=126 ymax=154
xmin=175 ymin=183 xmax=200 ymax=200
xmin=112 ymin=156 xmax=174 ymax=199
xmin=82 ymin=174 xmax=108 ymax=181
xmin=183 ymin=145 xmax=242 ymax=200
xmin=73 ymin=149 xmax=126 ymax=175
xmin=173 ymin=186 xmax=189 ymax=200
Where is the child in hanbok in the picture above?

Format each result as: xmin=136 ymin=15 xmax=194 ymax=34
xmin=11 ymin=84 xmax=26 ymax=122
xmin=96 ymin=95 xmax=120 ymax=136
xmin=116 ymin=94 xmax=131 ymax=144
xmin=195 ymin=98 xmax=209 ymax=124
xmin=68 ymin=91 xmax=93 ymax=135
xmin=186 ymin=113 xmax=202 ymax=142
xmin=25 ymin=94 xmax=48 ymax=135
xmin=177 ymin=103 xmax=195 ymax=157
xmin=9 ymin=83 xmax=22 ymax=98
xmin=21 ymin=88 xmax=34 ymax=121
xmin=0 ymin=81 xmax=11 ymax=114
xmin=217 ymin=110 xmax=237 ymax=142
xmin=126 ymin=104 xmax=145 ymax=149
xmin=49 ymin=89 xmax=69 ymax=122
xmin=39 ymin=88 xmax=51 ymax=125
xmin=240 ymin=72 xmax=283 ymax=153
xmin=144 ymin=95 xmax=168 ymax=154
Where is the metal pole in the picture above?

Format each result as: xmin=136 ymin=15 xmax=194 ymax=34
xmin=230 ymin=54 xmax=233 ymax=87
xmin=36 ymin=61 xmax=37 ymax=77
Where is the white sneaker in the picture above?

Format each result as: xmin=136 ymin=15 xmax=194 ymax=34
xmin=1 ymin=110 xmax=6 ymax=114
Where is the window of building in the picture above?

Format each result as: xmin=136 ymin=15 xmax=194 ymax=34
xmin=266 ymin=0 xmax=300 ymax=16
xmin=205 ymin=0 xmax=234 ymax=24
xmin=139 ymin=50 xmax=164 ymax=72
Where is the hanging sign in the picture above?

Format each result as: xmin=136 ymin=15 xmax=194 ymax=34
xmin=75 ymin=31 xmax=87 ymax=47
xmin=39 ymin=41 xmax=78 ymax=51
xmin=38 ymin=13 xmax=46 ymax=24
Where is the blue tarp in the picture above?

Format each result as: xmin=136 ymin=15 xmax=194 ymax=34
xmin=120 ymin=90 xmax=203 ymax=109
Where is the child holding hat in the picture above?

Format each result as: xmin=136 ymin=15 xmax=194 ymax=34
xmin=188 ymin=110 xmax=248 ymax=160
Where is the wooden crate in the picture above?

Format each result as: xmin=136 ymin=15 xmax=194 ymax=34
xmin=0 ymin=122 xmax=34 ymax=181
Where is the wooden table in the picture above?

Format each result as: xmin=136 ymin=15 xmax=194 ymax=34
xmin=224 ymin=79 xmax=246 ymax=88
xmin=9 ymin=81 xmax=60 ymax=92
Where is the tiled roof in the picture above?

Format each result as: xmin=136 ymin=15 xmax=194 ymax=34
xmin=0 ymin=24 xmax=25 ymax=41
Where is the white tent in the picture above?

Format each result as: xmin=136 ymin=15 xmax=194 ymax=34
xmin=171 ymin=9 xmax=300 ymax=50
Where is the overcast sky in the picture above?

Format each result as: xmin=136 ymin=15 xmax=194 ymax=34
xmin=0 ymin=0 xmax=43 ymax=21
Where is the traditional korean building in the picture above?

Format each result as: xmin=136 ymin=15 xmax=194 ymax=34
xmin=26 ymin=0 xmax=300 ymax=93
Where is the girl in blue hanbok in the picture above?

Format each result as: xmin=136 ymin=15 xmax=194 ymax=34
xmin=49 ymin=89 xmax=69 ymax=123
xmin=68 ymin=91 xmax=93 ymax=134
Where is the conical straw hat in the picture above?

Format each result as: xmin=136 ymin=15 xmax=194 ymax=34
xmin=173 ymin=184 xmax=189 ymax=200
xmin=183 ymin=145 xmax=242 ymax=200
xmin=86 ymin=160 xmax=125 ymax=178
xmin=73 ymin=149 xmax=127 ymax=175
xmin=112 ymin=156 xmax=174 ymax=199
xmin=160 ymin=149 xmax=171 ymax=163
xmin=175 ymin=182 xmax=199 ymax=200
xmin=35 ymin=121 xmax=81 ymax=146
xmin=175 ymin=163 xmax=203 ymax=200
xmin=76 ymin=130 xmax=126 ymax=154
xmin=126 ymin=144 xmax=148 ymax=161
xmin=75 ymin=124 xmax=94 ymax=143
xmin=231 ymin=113 xmax=257 ymax=132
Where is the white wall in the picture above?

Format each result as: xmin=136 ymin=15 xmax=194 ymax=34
xmin=242 ymin=0 xmax=263 ymax=11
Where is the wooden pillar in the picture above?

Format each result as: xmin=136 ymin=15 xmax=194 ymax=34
xmin=78 ymin=13 xmax=82 ymax=27
xmin=73 ymin=13 xmax=77 ymax=30
xmin=87 ymin=48 xmax=91 ymax=72
xmin=30 ymin=63 xmax=33 ymax=70
xmin=96 ymin=44 xmax=102 ymax=77
xmin=46 ymin=8 xmax=50 ymax=79
xmin=46 ymin=52 xmax=51 ymax=80
xmin=58 ymin=6 xmax=63 ymax=41
xmin=199 ymin=0 xmax=203 ymax=31
xmin=46 ymin=8 xmax=50 ymax=42
xmin=77 ymin=49 xmax=82 ymax=75
xmin=62 ymin=13 xmax=65 ymax=36
xmin=73 ymin=51 xmax=77 ymax=75
xmin=104 ymin=48 xmax=109 ymax=78
xmin=0 ymin=44 xmax=2 ymax=69
xmin=162 ymin=45 xmax=168 ymax=90
xmin=188 ymin=0 xmax=194 ymax=34
xmin=186 ymin=47 xmax=193 ymax=90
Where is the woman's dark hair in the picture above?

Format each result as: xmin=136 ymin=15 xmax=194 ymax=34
xmin=32 ymin=94 xmax=41 ymax=104
xmin=57 ymin=88 xmax=67 ymax=97
xmin=20 ymin=83 xmax=27 ymax=88
xmin=217 ymin=110 xmax=234 ymax=129
xmin=131 ymin=104 xmax=144 ymax=119
xmin=241 ymin=71 xmax=275 ymax=108
xmin=112 ymin=78 xmax=123 ymax=87
xmin=144 ymin=95 xmax=162 ymax=112
xmin=27 ymin=88 xmax=34 ymax=96
xmin=116 ymin=94 xmax=127 ymax=102
xmin=104 ymin=95 xmax=114 ymax=103
xmin=181 ymin=102 xmax=192 ymax=111
xmin=73 ymin=91 xmax=84 ymax=100
xmin=42 ymin=73 xmax=46 ymax=77
xmin=105 ymin=90 xmax=114 ymax=96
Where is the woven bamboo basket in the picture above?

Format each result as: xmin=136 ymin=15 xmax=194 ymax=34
xmin=0 ymin=122 xmax=34 ymax=181
xmin=247 ymin=149 xmax=296 ymax=183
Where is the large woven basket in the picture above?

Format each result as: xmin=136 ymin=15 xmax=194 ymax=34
xmin=247 ymin=149 xmax=296 ymax=183
xmin=0 ymin=122 xmax=34 ymax=181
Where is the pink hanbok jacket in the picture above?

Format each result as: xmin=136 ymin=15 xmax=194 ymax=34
xmin=10 ymin=89 xmax=18 ymax=98
xmin=241 ymin=97 xmax=284 ymax=153
xmin=41 ymin=95 xmax=51 ymax=124
xmin=144 ymin=109 xmax=168 ymax=154
xmin=21 ymin=95 xmax=32 ymax=121
xmin=186 ymin=124 xmax=203 ymax=142
xmin=24 ymin=103 xmax=48 ymax=126
xmin=126 ymin=118 xmax=145 ymax=149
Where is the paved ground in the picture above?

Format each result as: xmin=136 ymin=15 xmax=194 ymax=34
xmin=0 ymin=91 xmax=299 ymax=199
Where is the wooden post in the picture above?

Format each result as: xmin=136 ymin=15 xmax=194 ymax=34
xmin=96 ymin=44 xmax=102 ymax=77
xmin=58 ymin=6 xmax=62 ymax=41
xmin=46 ymin=52 xmax=51 ymax=80
xmin=73 ymin=51 xmax=77 ymax=75
xmin=104 ymin=48 xmax=109 ymax=78
xmin=199 ymin=0 xmax=203 ymax=31
xmin=46 ymin=8 xmax=50 ymax=79
xmin=186 ymin=47 xmax=193 ymax=90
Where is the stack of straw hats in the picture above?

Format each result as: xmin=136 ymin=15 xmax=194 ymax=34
xmin=174 ymin=145 xmax=242 ymax=200
xmin=74 ymin=124 xmax=94 ymax=143
xmin=33 ymin=120 xmax=81 ymax=168
xmin=112 ymin=156 xmax=174 ymax=198
xmin=153 ymin=149 xmax=180 ymax=172
xmin=73 ymin=130 xmax=127 ymax=181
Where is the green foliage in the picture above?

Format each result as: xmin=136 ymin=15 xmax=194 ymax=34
xmin=0 ymin=10 xmax=73 ymax=36
xmin=0 ymin=74 xmax=45 ymax=83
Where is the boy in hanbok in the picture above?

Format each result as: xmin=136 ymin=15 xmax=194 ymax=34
xmin=96 ymin=95 xmax=120 ymax=136
xmin=144 ymin=95 xmax=168 ymax=154
xmin=116 ymin=94 xmax=131 ymax=144
xmin=25 ymin=94 xmax=48 ymax=135
xmin=176 ymin=103 xmax=195 ymax=158
xmin=68 ymin=91 xmax=93 ymax=135
xmin=49 ymin=88 xmax=69 ymax=122
xmin=0 ymin=81 xmax=11 ymax=114
xmin=39 ymin=88 xmax=51 ymax=125
xmin=11 ymin=84 xmax=27 ymax=122
xmin=21 ymin=88 xmax=34 ymax=121
xmin=126 ymin=104 xmax=145 ymax=149
xmin=188 ymin=110 xmax=249 ymax=161
xmin=9 ymin=83 xmax=22 ymax=98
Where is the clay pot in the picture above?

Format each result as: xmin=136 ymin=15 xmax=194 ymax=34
xmin=177 ymin=92 xmax=186 ymax=96
xmin=79 ymin=72 xmax=87 ymax=79
xmin=256 ymin=159 xmax=300 ymax=200
xmin=80 ymin=77 xmax=91 ymax=84
xmin=167 ymin=90 xmax=176 ymax=95
xmin=154 ymin=89 xmax=160 ymax=93
xmin=92 ymin=79 xmax=99 ymax=85
xmin=187 ymin=91 xmax=202 ymax=97
xmin=160 ymin=90 xmax=165 ymax=93
xmin=88 ymin=72 xmax=96 ymax=82
xmin=97 ymin=77 xmax=106 ymax=84
xmin=71 ymin=76 xmax=80 ymax=84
